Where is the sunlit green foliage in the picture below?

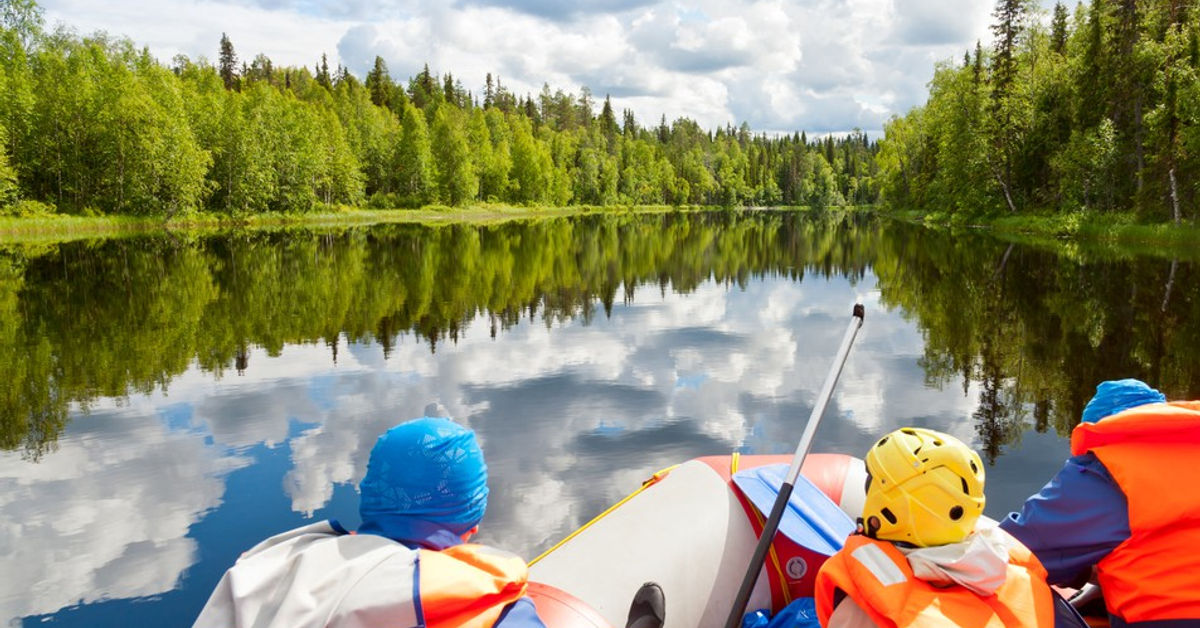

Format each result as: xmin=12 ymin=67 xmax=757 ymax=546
xmin=880 ymin=0 xmax=1200 ymax=223
xmin=431 ymin=103 xmax=478 ymax=205
xmin=22 ymin=34 xmax=211 ymax=215
xmin=396 ymin=101 xmax=434 ymax=207
xmin=0 ymin=121 xmax=15 ymax=210
xmin=0 ymin=0 xmax=880 ymax=215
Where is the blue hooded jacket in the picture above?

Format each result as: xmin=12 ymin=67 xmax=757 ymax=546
xmin=1000 ymin=379 xmax=1165 ymax=586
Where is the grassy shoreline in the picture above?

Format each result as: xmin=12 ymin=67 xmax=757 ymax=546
xmin=0 ymin=204 xmax=698 ymax=244
xmin=0 ymin=204 xmax=875 ymax=244
xmin=8 ymin=203 xmax=1196 ymax=257
xmin=889 ymin=208 xmax=1200 ymax=259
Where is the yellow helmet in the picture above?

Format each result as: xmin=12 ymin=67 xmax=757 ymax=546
xmin=861 ymin=427 xmax=985 ymax=547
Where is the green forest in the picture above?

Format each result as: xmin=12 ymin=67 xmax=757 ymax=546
xmin=0 ymin=0 xmax=880 ymax=218
xmin=878 ymin=0 xmax=1200 ymax=223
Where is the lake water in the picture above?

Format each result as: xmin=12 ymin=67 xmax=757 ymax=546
xmin=1 ymin=211 xmax=1197 ymax=626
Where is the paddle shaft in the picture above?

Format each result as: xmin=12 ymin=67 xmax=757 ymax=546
xmin=722 ymin=303 xmax=865 ymax=628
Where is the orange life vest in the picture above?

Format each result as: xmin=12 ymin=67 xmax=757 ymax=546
xmin=814 ymin=534 xmax=1054 ymax=627
xmin=1070 ymin=401 xmax=1200 ymax=624
xmin=419 ymin=543 xmax=532 ymax=628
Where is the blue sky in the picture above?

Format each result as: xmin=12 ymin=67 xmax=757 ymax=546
xmin=41 ymin=0 xmax=1059 ymax=135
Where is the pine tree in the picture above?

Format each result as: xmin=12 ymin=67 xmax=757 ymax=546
xmin=577 ymin=86 xmax=594 ymax=127
xmin=443 ymin=73 xmax=455 ymax=105
xmin=365 ymin=56 xmax=392 ymax=109
xmin=622 ymin=109 xmax=637 ymax=136
xmin=219 ymin=33 xmax=238 ymax=91
xmin=990 ymin=0 xmax=1024 ymax=105
xmin=989 ymin=0 xmax=1027 ymax=212
xmin=974 ymin=41 xmax=984 ymax=85
xmin=410 ymin=64 xmax=437 ymax=110
xmin=1051 ymin=2 xmax=1069 ymax=54
xmin=316 ymin=53 xmax=331 ymax=90
xmin=599 ymin=95 xmax=619 ymax=143
xmin=1078 ymin=0 xmax=1107 ymax=130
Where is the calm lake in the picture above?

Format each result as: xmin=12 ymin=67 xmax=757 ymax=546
xmin=2 ymin=211 xmax=1197 ymax=626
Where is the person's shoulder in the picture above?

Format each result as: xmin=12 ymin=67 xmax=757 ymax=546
xmin=240 ymin=520 xmax=408 ymax=564
xmin=237 ymin=520 xmax=343 ymax=558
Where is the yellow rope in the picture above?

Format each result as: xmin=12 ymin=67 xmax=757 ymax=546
xmin=528 ymin=464 xmax=680 ymax=567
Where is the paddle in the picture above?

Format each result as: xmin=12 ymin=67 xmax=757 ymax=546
xmin=722 ymin=302 xmax=865 ymax=628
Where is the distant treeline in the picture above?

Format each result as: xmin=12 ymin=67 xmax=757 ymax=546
xmin=0 ymin=1 xmax=880 ymax=217
xmin=879 ymin=0 xmax=1200 ymax=223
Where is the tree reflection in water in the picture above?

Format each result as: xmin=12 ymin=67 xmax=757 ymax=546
xmin=0 ymin=211 xmax=1197 ymax=462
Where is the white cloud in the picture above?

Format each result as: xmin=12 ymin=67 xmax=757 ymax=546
xmin=891 ymin=0 xmax=992 ymax=46
xmin=0 ymin=407 xmax=246 ymax=619
xmin=41 ymin=0 xmax=1007 ymax=135
xmin=41 ymin=0 xmax=352 ymax=70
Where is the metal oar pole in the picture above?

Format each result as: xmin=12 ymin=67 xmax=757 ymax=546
xmin=723 ymin=302 xmax=865 ymax=628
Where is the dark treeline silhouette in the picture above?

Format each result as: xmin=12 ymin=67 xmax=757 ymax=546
xmin=0 ymin=1 xmax=880 ymax=217
xmin=879 ymin=0 xmax=1200 ymax=223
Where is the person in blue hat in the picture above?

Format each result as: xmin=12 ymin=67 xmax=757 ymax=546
xmin=999 ymin=379 xmax=1200 ymax=626
xmin=194 ymin=412 xmax=547 ymax=628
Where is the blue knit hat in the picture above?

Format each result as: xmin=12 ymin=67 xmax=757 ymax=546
xmin=1081 ymin=379 xmax=1165 ymax=424
xmin=358 ymin=416 xmax=489 ymax=549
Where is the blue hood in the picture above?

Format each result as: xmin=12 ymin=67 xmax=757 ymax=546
xmin=358 ymin=417 xmax=489 ymax=549
xmin=1081 ymin=379 xmax=1165 ymax=424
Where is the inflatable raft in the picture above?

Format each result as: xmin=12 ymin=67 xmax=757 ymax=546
xmin=525 ymin=453 xmax=868 ymax=628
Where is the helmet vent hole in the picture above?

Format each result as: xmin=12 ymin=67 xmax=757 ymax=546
xmin=880 ymin=508 xmax=898 ymax=525
xmin=877 ymin=437 xmax=889 ymax=447
xmin=950 ymin=506 xmax=964 ymax=520
xmin=970 ymin=460 xmax=978 ymax=473
xmin=960 ymin=477 xmax=970 ymax=494
xmin=901 ymin=429 xmax=916 ymax=436
xmin=913 ymin=446 xmax=922 ymax=455
xmin=933 ymin=440 xmax=943 ymax=446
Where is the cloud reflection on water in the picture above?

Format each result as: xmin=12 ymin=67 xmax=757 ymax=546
xmin=0 ymin=408 xmax=246 ymax=620
xmin=1 ymin=271 xmax=1053 ymax=625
